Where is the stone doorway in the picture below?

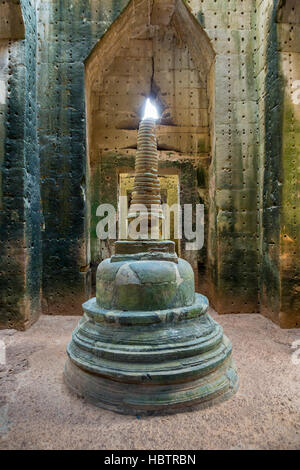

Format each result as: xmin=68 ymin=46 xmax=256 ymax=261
xmin=85 ymin=0 xmax=215 ymax=294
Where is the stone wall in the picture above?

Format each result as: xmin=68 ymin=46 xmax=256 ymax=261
xmin=0 ymin=0 xmax=298 ymax=328
xmin=278 ymin=0 xmax=300 ymax=327
xmin=84 ymin=0 xmax=262 ymax=314
xmin=255 ymin=0 xmax=282 ymax=325
xmin=0 ymin=0 xmax=40 ymax=330
xmin=255 ymin=0 xmax=299 ymax=328
xmin=187 ymin=0 xmax=260 ymax=313
xmin=35 ymin=0 xmax=262 ymax=317
xmin=37 ymin=0 xmax=129 ymax=315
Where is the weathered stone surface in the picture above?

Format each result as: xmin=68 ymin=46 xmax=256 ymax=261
xmin=85 ymin=0 xmax=214 ymax=297
xmin=0 ymin=1 xmax=25 ymax=40
xmin=256 ymin=0 xmax=300 ymax=328
xmin=0 ymin=0 xmax=299 ymax=330
xmin=96 ymin=257 xmax=195 ymax=311
xmin=65 ymin=293 xmax=238 ymax=415
xmin=0 ymin=0 xmax=41 ymax=331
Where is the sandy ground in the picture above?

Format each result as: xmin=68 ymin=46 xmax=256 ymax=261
xmin=0 ymin=311 xmax=299 ymax=450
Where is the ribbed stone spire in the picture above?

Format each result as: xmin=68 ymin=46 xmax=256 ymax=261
xmin=127 ymin=100 xmax=163 ymax=240
xmin=128 ymin=117 xmax=163 ymax=219
xmin=64 ymin=97 xmax=238 ymax=415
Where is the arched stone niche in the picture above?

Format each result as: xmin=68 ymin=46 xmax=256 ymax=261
xmin=85 ymin=0 xmax=215 ymax=292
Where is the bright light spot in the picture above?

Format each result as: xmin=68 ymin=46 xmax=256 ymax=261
xmin=143 ymin=98 xmax=159 ymax=120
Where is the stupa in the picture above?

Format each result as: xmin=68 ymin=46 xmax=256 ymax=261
xmin=64 ymin=99 xmax=239 ymax=415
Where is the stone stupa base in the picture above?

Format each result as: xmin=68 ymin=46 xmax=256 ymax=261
xmin=64 ymin=359 xmax=238 ymax=416
xmin=64 ymin=288 xmax=238 ymax=416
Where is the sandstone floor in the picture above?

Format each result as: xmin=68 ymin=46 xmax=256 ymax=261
xmin=0 ymin=311 xmax=299 ymax=450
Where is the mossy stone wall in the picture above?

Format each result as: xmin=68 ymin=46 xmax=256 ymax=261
xmin=0 ymin=0 xmax=298 ymax=328
xmin=0 ymin=0 xmax=40 ymax=330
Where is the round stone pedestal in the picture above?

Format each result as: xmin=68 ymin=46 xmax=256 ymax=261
xmin=64 ymin=241 xmax=238 ymax=415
